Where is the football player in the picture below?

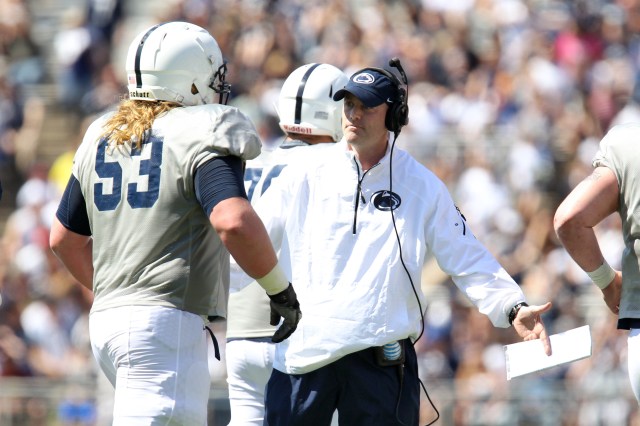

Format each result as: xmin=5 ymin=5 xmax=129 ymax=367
xmin=50 ymin=22 xmax=301 ymax=425
xmin=226 ymin=63 xmax=348 ymax=425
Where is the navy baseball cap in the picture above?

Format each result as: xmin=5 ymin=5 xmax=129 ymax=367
xmin=333 ymin=69 xmax=398 ymax=108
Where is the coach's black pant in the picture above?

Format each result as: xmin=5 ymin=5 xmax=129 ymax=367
xmin=264 ymin=339 xmax=419 ymax=426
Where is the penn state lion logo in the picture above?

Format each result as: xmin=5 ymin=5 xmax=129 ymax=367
xmin=353 ymin=73 xmax=375 ymax=84
xmin=372 ymin=190 xmax=401 ymax=211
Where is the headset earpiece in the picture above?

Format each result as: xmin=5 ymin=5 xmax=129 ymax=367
xmin=388 ymin=86 xmax=408 ymax=134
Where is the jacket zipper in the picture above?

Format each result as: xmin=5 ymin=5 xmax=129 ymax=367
xmin=352 ymin=159 xmax=377 ymax=234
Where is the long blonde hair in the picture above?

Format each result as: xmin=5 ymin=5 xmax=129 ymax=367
xmin=101 ymin=100 xmax=181 ymax=149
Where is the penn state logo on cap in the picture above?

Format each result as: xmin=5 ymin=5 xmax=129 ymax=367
xmin=353 ymin=72 xmax=375 ymax=84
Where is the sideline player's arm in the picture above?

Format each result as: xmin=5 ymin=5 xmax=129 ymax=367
xmin=195 ymin=156 xmax=301 ymax=342
xmin=554 ymin=166 xmax=618 ymax=272
xmin=50 ymin=175 xmax=94 ymax=291
xmin=554 ymin=166 xmax=622 ymax=313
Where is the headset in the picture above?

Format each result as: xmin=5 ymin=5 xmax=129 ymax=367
xmin=353 ymin=58 xmax=409 ymax=135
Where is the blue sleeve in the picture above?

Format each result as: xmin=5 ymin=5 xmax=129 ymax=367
xmin=195 ymin=156 xmax=247 ymax=217
xmin=56 ymin=175 xmax=92 ymax=236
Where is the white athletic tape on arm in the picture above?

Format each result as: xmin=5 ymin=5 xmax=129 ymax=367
xmin=586 ymin=260 xmax=616 ymax=290
xmin=256 ymin=263 xmax=289 ymax=295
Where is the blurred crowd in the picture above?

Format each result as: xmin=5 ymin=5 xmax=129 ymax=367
xmin=1 ymin=0 xmax=640 ymax=424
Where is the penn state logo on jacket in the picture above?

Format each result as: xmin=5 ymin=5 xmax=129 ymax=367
xmin=371 ymin=190 xmax=401 ymax=211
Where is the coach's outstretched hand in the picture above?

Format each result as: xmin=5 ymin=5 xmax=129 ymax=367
xmin=268 ymin=283 xmax=302 ymax=343
xmin=513 ymin=302 xmax=553 ymax=356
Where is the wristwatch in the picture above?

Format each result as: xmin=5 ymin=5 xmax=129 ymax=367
xmin=508 ymin=302 xmax=529 ymax=326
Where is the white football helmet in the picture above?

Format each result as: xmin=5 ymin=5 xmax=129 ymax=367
xmin=125 ymin=21 xmax=230 ymax=106
xmin=276 ymin=63 xmax=349 ymax=141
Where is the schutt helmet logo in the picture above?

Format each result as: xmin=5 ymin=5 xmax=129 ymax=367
xmin=372 ymin=190 xmax=401 ymax=211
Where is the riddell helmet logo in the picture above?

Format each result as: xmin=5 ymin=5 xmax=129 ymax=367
xmin=372 ymin=190 xmax=401 ymax=211
xmin=353 ymin=73 xmax=375 ymax=84
xmin=282 ymin=124 xmax=312 ymax=134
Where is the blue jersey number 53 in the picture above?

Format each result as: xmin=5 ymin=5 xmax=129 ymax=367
xmin=94 ymin=136 xmax=163 ymax=211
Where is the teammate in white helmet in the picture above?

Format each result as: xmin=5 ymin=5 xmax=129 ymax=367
xmin=49 ymin=22 xmax=301 ymax=425
xmin=225 ymin=62 xmax=348 ymax=426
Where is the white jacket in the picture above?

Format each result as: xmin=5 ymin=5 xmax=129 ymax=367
xmin=255 ymin=138 xmax=525 ymax=374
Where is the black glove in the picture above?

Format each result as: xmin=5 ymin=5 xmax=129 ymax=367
xmin=268 ymin=283 xmax=301 ymax=343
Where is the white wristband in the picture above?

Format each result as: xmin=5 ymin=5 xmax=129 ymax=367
xmin=256 ymin=263 xmax=289 ymax=296
xmin=586 ymin=261 xmax=616 ymax=290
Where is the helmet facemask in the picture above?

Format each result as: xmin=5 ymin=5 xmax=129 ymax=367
xmin=209 ymin=61 xmax=231 ymax=105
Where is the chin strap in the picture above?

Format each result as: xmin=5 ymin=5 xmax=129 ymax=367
xmin=203 ymin=325 xmax=221 ymax=360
